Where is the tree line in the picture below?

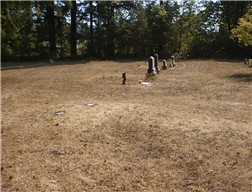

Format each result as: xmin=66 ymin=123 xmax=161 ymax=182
xmin=1 ymin=1 xmax=252 ymax=61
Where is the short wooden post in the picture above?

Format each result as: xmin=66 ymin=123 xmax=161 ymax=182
xmin=122 ymin=72 xmax=126 ymax=85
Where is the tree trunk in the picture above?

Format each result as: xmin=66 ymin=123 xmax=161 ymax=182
xmin=226 ymin=2 xmax=231 ymax=31
xmin=70 ymin=0 xmax=77 ymax=57
xmin=89 ymin=1 xmax=94 ymax=56
xmin=107 ymin=2 xmax=115 ymax=58
xmin=46 ymin=2 xmax=57 ymax=57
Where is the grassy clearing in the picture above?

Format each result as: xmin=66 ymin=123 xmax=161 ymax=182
xmin=1 ymin=59 xmax=252 ymax=191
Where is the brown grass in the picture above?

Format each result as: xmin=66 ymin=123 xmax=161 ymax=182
xmin=1 ymin=59 xmax=252 ymax=192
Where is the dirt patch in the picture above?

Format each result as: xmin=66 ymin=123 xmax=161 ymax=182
xmin=1 ymin=59 xmax=252 ymax=191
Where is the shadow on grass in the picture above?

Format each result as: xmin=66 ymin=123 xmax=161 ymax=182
xmin=1 ymin=60 xmax=91 ymax=71
xmin=228 ymin=73 xmax=252 ymax=82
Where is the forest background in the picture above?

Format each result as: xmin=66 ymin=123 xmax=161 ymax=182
xmin=1 ymin=0 xmax=252 ymax=62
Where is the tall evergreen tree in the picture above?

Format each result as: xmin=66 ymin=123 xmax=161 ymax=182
xmin=1 ymin=1 xmax=36 ymax=59
xmin=106 ymin=1 xmax=115 ymax=58
xmin=70 ymin=0 xmax=77 ymax=57
xmin=88 ymin=1 xmax=94 ymax=57
xmin=46 ymin=1 xmax=57 ymax=57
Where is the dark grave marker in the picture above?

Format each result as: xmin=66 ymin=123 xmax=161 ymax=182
xmin=162 ymin=59 xmax=167 ymax=70
xmin=154 ymin=54 xmax=160 ymax=74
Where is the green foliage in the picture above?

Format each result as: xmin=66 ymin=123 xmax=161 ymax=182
xmin=1 ymin=1 xmax=252 ymax=61
xmin=1 ymin=2 xmax=36 ymax=59
xmin=145 ymin=1 xmax=179 ymax=57
xmin=232 ymin=9 xmax=252 ymax=47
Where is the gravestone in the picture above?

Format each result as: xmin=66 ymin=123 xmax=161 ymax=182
xmin=171 ymin=55 xmax=176 ymax=66
xmin=147 ymin=56 xmax=156 ymax=76
xmin=154 ymin=54 xmax=160 ymax=74
xmin=49 ymin=59 xmax=54 ymax=64
xmin=249 ymin=59 xmax=252 ymax=67
xmin=162 ymin=59 xmax=167 ymax=70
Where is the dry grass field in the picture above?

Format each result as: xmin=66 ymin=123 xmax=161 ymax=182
xmin=1 ymin=59 xmax=252 ymax=192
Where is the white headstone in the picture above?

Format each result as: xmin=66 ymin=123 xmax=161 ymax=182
xmin=147 ymin=56 xmax=156 ymax=75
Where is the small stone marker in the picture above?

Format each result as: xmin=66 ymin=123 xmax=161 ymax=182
xmin=249 ymin=59 xmax=252 ymax=67
xmin=147 ymin=56 xmax=156 ymax=76
xmin=122 ymin=72 xmax=126 ymax=85
xmin=140 ymin=82 xmax=151 ymax=86
xmin=171 ymin=55 xmax=176 ymax=66
xmin=49 ymin=59 xmax=54 ymax=64
xmin=162 ymin=59 xmax=167 ymax=70
xmin=169 ymin=60 xmax=174 ymax=68
xmin=154 ymin=54 xmax=160 ymax=74
xmin=54 ymin=111 xmax=65 ymax=116
xmin=85 ymin=103 xmax=96 ymax=107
